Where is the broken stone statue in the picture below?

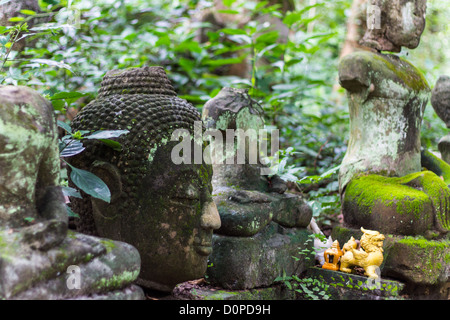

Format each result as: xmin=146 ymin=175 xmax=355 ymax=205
xmin=199 ymin=87 xmax=314 ymax=291
xmin=0 ymin=85 xmax=143 ymax=300
xmin=335 ymin=0 xmax=450 ymax=299
xmin=68 ymin=66 xmax=221 ymax=293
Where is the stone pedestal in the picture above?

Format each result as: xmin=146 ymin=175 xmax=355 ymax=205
xmin=206 ymin=223 xmax=313 ymax=291
xmin=305 ymin=267 xmax=405 ymax=300
xmin=0 ymin=229 xmax=144 ymax=300
xmin=332 ymin=226 xmax=450 ymax=299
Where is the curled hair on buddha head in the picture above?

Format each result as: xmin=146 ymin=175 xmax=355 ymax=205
xmin=68 ymin=66 xmax=203 ymax=235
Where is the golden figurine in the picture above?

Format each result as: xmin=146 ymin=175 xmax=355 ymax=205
xmin=340 ymin=227 xmax=385 ymax=279
xmin=322 ymin=240 xmax=343 ymax=271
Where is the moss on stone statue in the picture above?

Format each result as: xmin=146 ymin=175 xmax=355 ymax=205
xmin=342 ymin=51 xmax=429 ymax=93
xmin=343 ymin=170 xmax=450 ymax=233
xmin=420 ymin=149 xmax=450 ymax=185
xmin=94 ymin=270 xmax=140 ymax=291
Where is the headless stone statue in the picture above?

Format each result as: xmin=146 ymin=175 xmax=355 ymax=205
xmin=0 ymin=86 xmax=143 ymax=299
xmin=338 ymin=0 xmax=450 ymax=236
xmin=335 ymin=0 xmax=450 ymax=298
xmin=68 ymin=66 xmax=221 ymax=292
xmin=201 ymin=87 xmax=313 ymax=290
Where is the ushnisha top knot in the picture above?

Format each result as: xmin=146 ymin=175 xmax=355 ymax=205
xmin=97 ymin=66 xmax=177 ymax=98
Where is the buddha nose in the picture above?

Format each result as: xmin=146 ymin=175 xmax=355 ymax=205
xmin=201 ymin=200 xmax=221 ymax=230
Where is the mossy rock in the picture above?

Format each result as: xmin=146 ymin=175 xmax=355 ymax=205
xmin=342 ymin=171 xmax=450 ymax=235
xmin=383 ymin=236 xmax=450 ymax=288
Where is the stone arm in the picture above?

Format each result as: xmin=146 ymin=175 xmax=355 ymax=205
xmin=338 ymin=52 xmax=373 ymax=103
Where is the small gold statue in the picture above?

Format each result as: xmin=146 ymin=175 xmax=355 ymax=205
xmin=340 ymin=227 xmax=385 ymax=279
xmin=322 ymin=240 xmax=343 ymax=271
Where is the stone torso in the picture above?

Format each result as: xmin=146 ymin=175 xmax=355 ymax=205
xmin=0 ymin=86 xmax=60 ymax=227
xmin=338 ymin=50 xmax=430 ymax=194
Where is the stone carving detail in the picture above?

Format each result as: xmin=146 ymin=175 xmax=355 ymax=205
xmin=69 ymin=66 xmax=221 ymax=292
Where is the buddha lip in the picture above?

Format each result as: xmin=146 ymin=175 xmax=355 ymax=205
xmin=195 ymin=244 xmax=212 ymax=256
xmin=194 ymin=239 xmax=212 ymax=256
xmin=194 ymin=239 xmax=212 ymax=247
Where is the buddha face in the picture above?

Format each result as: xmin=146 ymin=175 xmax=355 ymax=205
xmin=69 ymin=65 xmax=221 ymax=291
xmin=90 ymin=139 xmax=221 ymax=292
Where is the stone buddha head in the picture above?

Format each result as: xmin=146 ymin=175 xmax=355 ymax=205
xmin=361 ymin=0 xmax=427 ymax=52
xmin=69 ymin=66 xmax=221 ymax=292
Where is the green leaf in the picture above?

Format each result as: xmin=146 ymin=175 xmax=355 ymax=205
xmin=66 ymin=205 xmax=80 ymax=218
xmin=67 ymin=163 xmax=111 ymax=203
xmin=219 ymin=28 xmax=248 ymax=36
xmin=30 ymin=59 xmax=72 ymax=72
xmin=84 ymin=130 xmax=129 ymax=140
xmin=204 ymin=55 xmax=247 ymax=67
xmin=62 ymin=186 xmax=82 ymax=199
xmin=57 ymin=120 xmax=72 ymax=134
xmin=283 ymin=12 xmax=303 ymax=28
xmin=50 ymin=91 xmax=87 ymax=101
xmin=223 ymin=0 xmax=236 ymax=7
xmin=59 ymin=139 xmax=85 ymax=157
xmin=217 ymin=9 xmax=239 ymax=14
xmin=20 ymin=9 xmax=36 ymax=16
xmin=255 ymin=30 xmax=279 ymax=44
xmin=9 ymin=17 xmax=25 ymax=22
xmin=99 ymin=139 xmax=123 ymax=151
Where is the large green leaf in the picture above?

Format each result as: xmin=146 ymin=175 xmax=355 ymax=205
xmin=59 ymin=139 xmax=85 ymax=157
xmin=67 ymin=163 xmax=111 ymax=203
xmin=84 ymin=130 xmax=129 ymax=140
xmin=62 ymin=186 xmax=82 ymax=199
xmin=57 ymin=120 xmax=72 ymax=134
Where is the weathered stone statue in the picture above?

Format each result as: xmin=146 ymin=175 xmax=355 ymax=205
xmin=431 ymin=75 xmax=450 ymax=163
xmin=0 ymin=85 xmax=143 ymax=299
xmin=335 ymin=0 xmax=450 ymax=299
xmin=68 ymin=66 xmax=221 ymax=292
xmin=338 ymin=0 xmax=450 ymax=236
xmin=200 ymin=87 xmax=314 ymax=291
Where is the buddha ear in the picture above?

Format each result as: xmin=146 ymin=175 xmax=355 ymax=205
xmin=91 ymin=161 xmax=122 ymax=203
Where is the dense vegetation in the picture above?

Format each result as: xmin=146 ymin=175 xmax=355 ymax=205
xmin=1 ymin=0 xmax=449 ymax=229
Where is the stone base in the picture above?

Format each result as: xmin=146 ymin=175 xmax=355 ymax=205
xmin=0 ymin=230 xmax=145 ymax=300
xmin=205 ymin=223 xmax=314 ymax=290
xmin=305 ymin=267 xmax=405 ymax=300
xmin=173 ymin=279 xmax=295 ymax=300
xmin=332 ymin=225 xmax=450 ymax=299
xmin=69 ymin=284 xmax=145 ymax=300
